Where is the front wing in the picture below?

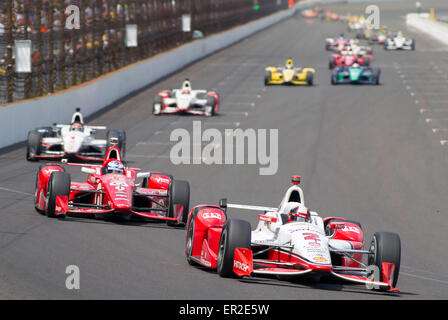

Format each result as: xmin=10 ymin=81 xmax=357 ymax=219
xmin=232 ymin=246 xmax=400 ymax=292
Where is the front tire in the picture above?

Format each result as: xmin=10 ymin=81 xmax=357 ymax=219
xmin=217 ymin=219 xmax=251 ymax=277
xmin=45 ymin=172 xmax=70 ymax=218
xmin=167 ymin=180 xmax=190 ymax=227
xmin=306 ymin=72 xmax=313 ymax=86
xmin=26 ymin=130 xmax=42 ymax=161
xmin=367 ymin=232 xmax=401 ymax=289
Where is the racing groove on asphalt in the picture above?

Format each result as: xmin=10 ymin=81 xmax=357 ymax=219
xmin=0 ymin=1 xmax=447 ymax=299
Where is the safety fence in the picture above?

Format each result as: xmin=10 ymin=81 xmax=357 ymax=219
xmin=0 ymin=0 xmax=295 ymax=104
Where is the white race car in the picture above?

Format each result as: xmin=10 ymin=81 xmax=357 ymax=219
xmin=384 ymin=31 xmax=415 ymax=50
xmin=26 ymin=109 xmax=126 ymax=162
xmin=153 ymin=79 xmax=219 ymax=116
xmin=186 ymin=176 xmax=402 ymax=292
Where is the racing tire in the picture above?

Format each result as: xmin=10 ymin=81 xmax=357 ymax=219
xmin=373 ymin=68 xmax=381 ymax=85
xmin=411 ymin=39 xmax=415 ymax=51
xmin=185 ymin=210 xmax=198 ymax=265
xmin=217 ymin=219 xmax=251 ymax=278
xmin=264 ymin=71 xmax=272 ymax=86
xmin=26 ymin=130 xmax=42 ymax=161
xmin=367 ymin=232 xmax=401 ymax=290
xmin=107 ymin=130 xmax=126 ymax=158
xmin=329 ymin=57 xmax=335 ymax=70
xmin=166 ymin=180 xmax=190 ymax=227
xmin=205 ymin=96 xmax=217 ymax=117
xmin=153 ymin=95 xmax=163 ymax=115
xmin=45 ymin=171 xmax=70 ymax=218
xmin=306 ymin=72 xmax=313 ymax=86
xmin=34 ymin=165 xmax=46 ymax=214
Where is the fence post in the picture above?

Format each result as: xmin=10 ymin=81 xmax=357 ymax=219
xmin=6 ymin=0 xmax=14 ymax=102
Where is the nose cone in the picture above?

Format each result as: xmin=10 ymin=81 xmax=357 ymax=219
xmin=63 ymin=132 xmax=83 ymax=153
xmin=102 ymin=174 xmax=133 ymax=212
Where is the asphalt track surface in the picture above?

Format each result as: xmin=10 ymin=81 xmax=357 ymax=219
xmin=1 ymin=1 xmax=448 ymax=300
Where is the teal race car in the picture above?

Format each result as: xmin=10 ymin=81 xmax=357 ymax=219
xmin=331 ymin=65 xmax=380 ymax=85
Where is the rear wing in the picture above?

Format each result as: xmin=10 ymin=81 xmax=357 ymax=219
xmin=219 ymin=198 xmax=277 ymax=213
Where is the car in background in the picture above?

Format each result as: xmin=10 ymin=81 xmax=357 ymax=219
xmin=26 ymin=109 xmax=126 ymax=162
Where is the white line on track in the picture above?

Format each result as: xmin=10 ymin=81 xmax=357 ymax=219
xmin=432 ymin=128 xmax=448 ymax=133
xmin=401 ymin=272 xmax=448 ymax=286
xmin=420 ymin=108 xmax=448 ymax=113
xmin=0 ymin=187 xmax=33 ymax=196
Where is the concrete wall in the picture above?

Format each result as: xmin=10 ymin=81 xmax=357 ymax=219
xmin=0 ymin=6 xmax=302 ymax=149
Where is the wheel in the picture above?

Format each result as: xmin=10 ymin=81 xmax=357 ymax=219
xmin=367 ymin=232 xmax=401 ymax=289
xmin=205 ymin=95 xmax=217 ymax=117
xmin=166 ymin=180 xmax=190 ymax=227
xmin=26 ymin=130 xmax=42 ymax=161
xmin=107 ymin=130 xmax=126 ymax=158
xmin=185 ymin=209 xmax=198 ymax=265
xmin=217 ymin=219 xmax=251 ymax=277
xmin=373 ymin=68 xmax=381 ymax=85
xmin=153 ymin=95 xmax=163 ymax=115
xmin=34 ymin=165 xmax=46 ymax=214
xmin=306 ymin=72 xmax=313 ymax=86
xmin=329 ymin=57 xmax=335 ymax=69
xmin=411 ymin=39 xmax=415 ymax=50
xmin=264 ymin=71 xmax=271 ymax=86
xmin=45 ymin=171 xmax=70 ymax=218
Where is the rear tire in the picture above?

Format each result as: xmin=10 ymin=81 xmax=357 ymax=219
xmin=367 ymin=232 xmax=401 ymax=289
xmin=167 ymin=180 xmax=190 ymax=227
xmin=217 ymin=219 xmax=251 ymax=277
xmin=45 ymin=171 xmax=70 ymax=218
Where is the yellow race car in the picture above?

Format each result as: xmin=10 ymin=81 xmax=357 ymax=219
xmin=265 ymin=59 xmax=315 ymax=86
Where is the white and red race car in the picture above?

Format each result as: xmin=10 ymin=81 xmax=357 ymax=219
xmin=153 ymin=79 xmax=219 ymax=116
xmin=26 ymin=109 xmax=126 ymax=162
xmin=185 ymin=176 xmax=401 ymax=292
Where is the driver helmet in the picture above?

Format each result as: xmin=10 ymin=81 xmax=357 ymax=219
xmin=70 ymin=123 xmax=83 ymax=132
xmin=285 ymin=58 xmax=294 ymax=69
xmin=106 ymin=160 xmax=125 ymax=174
xmin=288 ymin=204 xmax=311 ymax=223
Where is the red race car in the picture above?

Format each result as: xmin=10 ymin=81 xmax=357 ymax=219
xmin=185 ymin=176 xmax=401 ymax=292
xmin=329 ymin=52 xmax=371 ymax=69
xmin=34 ymin=146 xmax=190 ymax=226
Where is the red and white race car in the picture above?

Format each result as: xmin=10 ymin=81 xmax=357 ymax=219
xmin=329 ymin=51 xmax=372 ymax=69
xmin=153 ymin=79 xmax=219 ymax=116
xmin=34 ymin=146 xmax=190 ymax=226
xmin=185 ymin=176 xmax=401 ymax=292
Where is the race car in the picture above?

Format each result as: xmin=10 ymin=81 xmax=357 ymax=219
xmin=26 ymin=109 xmax=126 ymax=162
xmin=331 ymin=64 xmax=380 ymax=85
xmin=153 ymin=79 xmax=219 ymax=116
xmin=264 ymin=58 xmax=314 ymax=86
xmin=33 ymin=146 xmax=190 ymax=226
xmin=185 ymin=176 xmax=401 ymax=292
xmin=368 ymin=28 xmax=391 ymax=45
xmin=326 ymin=34 xmax=349 ymax=51
xmin=384 ymin=31 xmax=415 ymax=50
xmin=329 ymin=51 xmax=372 ymax=69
